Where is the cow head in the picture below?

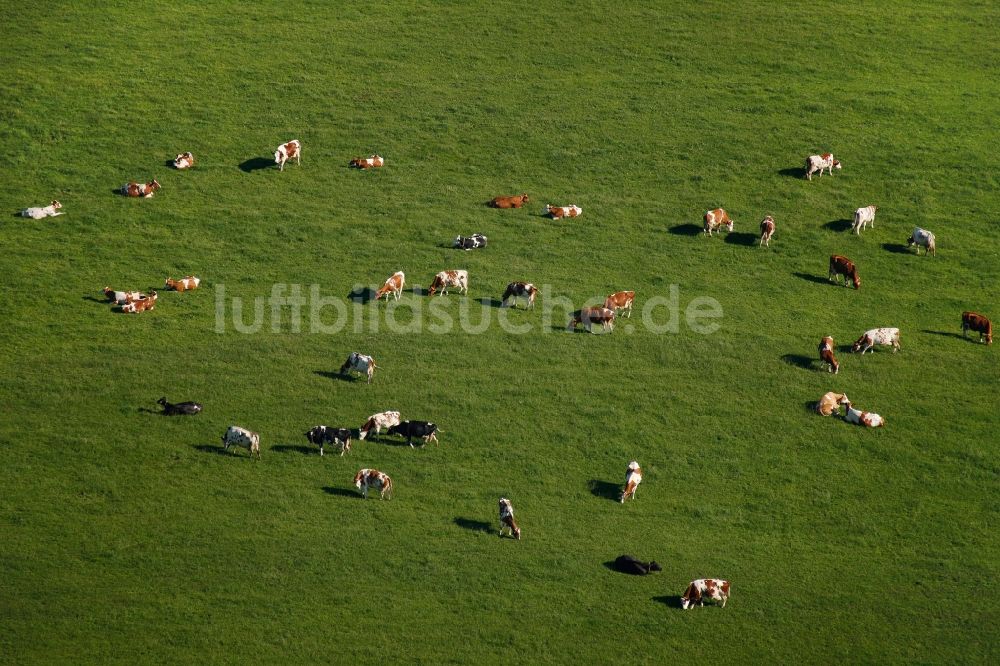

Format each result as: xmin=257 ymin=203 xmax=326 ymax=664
xmin=51 ymin=200 xmax=62 ymax=209
xmin=274 ymin=149 xmax=283 ymax=164
xmin=851 ymin=335 xmax=870 ymax=353
xmin=648 ymin=561 xmax=662 ymax=573
xmin=386 ymin=424 xmax=402 ymax=438
xmin=851 ymin=273 xmax=861 ymax=289
xmin=833 ymin=160 xmax=842 ymax=170
xmin=681 ymin=583 xmax=700 ymax=610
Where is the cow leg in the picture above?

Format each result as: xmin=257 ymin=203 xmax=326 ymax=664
xmin=409 ymin=437 xmax=415 ymax=449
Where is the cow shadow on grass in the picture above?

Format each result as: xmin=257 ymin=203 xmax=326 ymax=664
xmin=803 ymin=400 xmax=821 ymax=413
xmin=921 ymin=329 xmax=966 ymax=341
xmin=271 ymin=444 xmax=316 ymax=455
xmin=322 ymin=486 xmax=360 ymax=499
xmin=882 ymin=243 xmax=911 ymax=255
xmin=453 ymin=517 xmax=493 ymax=534
xmin=724 ymin=232 xmax=758 ymax=247
xmin=348 ymin=287 xmax=376 ymax=304
xmin=411 ymin=286 xmax=429 ymax=296
xmin=778 ymin=167 xmax=805 ymax=179
xmin=668 ymin=223 xmax=703 ymax=236
xmin=589 ymin=479 xmax=621 ymax=502
xmin=82 ymin=295 xmax=107 ymax=304
xmin=780 ymin=354 xmax=815 ymax=370
xmin=193 ymin=444 xmax=230 ymax=456
xmin=314 ymin=370 xmax=356 ymax=383
xmin=478 ymin=297 xmax=505 ymax=309
xmin=239 ymin=157 xmax=274 ymax=173
xmin=822 ymin=219 xmax=854 ymax=232
xmin=792 ymin=272 xmax=833 ymax=286
xmin=653 ymin=595 xmax=686 ymax=609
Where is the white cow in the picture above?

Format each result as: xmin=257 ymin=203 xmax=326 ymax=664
xmin=805 ymin=153 xmax=841 ymax=180
xmin=359 ymin=411 xmax=401 ymax=440
xmin=499 ymin=498 xmax=521 ymax=539
xmin=908 ymin=227 xmax=936 ymax=256
xmin=844 ymin=402 xmax=886 ymax=428
xmin=21 ymin=200 xmax=63 ymax=219
xmin=852 ymin=205 xmax=878 ymax=234
xmin=222 ymin=426 xmax=261 ymax=459
xmin=851 ymin=328 xmax=900 ymax=354
xmin=339 ymin=352 xmax=377 ymax=383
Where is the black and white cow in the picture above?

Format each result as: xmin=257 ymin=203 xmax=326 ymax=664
xmin=304 ymin=425 xmax=352 ymax=456
xmin=386 ymin=420 xmax=439 ymax=448
xmin=339 ymin=352 xmax=377 ymax=383
xmin=453 ymin=233 xmax=487 ymax=251
xmin=222 ymin=426 xmax=260 ymax=459
xmin=157 ymin=397 xmax=202 ymax=415
xmin=501 ymin=281 xmax=538 ymax=309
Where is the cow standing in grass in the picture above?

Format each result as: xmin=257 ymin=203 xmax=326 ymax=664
xmin=829 ymin=255 xmax=861 ymax=289
xmin=759 ymin=216 xmax=775 ymax=247
xmin=339 ymin=352 xmax=378 ymax=383
xmin=681 ymin=579 xmax=730 ymax=609
xmin=851 ymin=328 xmax=900 ymax=354
xmin=274 ymin=140 xmax=301 ymax=171
xmin=305 ymin=425 xmax=352 ymax=456
xmin=502 ymin=282 xmax=538 ymax=309
xmin=818 ymin=336 xmax=839 ymax=374
xmin=908 ymin=227 xmax=936 ymax=256
xmin=852 ymin=205 xmax=878 ymax=234
xmin=354 ymin=469 xmax=393 ymax=499
xmin=620 ymin=461 xmax=642 ymax=503
xmin=359 ymin=411 xmax=401 ymax=441
xmin=375 ymin=271 xmax=405 ymax=301
xmin=499 ymin=498 xmax=521 ymax=539
xmin=704 ymin=208 xmax=733 ymax=236
xmin=962 ymin=312 xmax=993 ymax=344
xmin=222 ymin=426 xmax=260 ymax=459
xmin=805 ymin=153 xmax=841 ymax=180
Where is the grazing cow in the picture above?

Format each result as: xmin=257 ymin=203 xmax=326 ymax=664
xmin=349 ymin=154 xmax=384 ymax=169
xmin=962 ymin=311 xmax=993 ymax=345
xmin=164 ymin=275 xmax=200 ymax=292
xmin=681 ymin=579 xmax=731 ymax=609
xmin=157 ymin=397 xmax=202 ymax=415
xmin=120 ymin=291 xmax=157 ymax=313
xmin=453 ymin=233 xmax=488 ymax=251
xmin=852 ymin=205 xmax=878 ymax=234
xmin=339 ymin=352 xmax=377 ymax=383
xmin=703 ymin=208 xmax=733 ymax=236
xmin=612 ymin=555 xmax=662 ymax=575
xmin=359 ymin=411 xmax=401 ymax=441
xmin=546 ymin=204 xmax=582 ymax=219
xmin=121 ymin=179 xmax=160 ymax=198
xmin=567 ymin=307 xmax=615 ymax=333
xmin=908 ymin=227 xmax=936 ymax=256
xmin=620 ymin=461 xmax=642 ymax=503
xmin=488 ymin=193 xmax=529 ymax=209
xmin=103 ymin=287 xmax=143 ymax=304
xmin=274 ymin=140 xmax=301 ymax=171
xmin=222 ymin=425 xmax=261 ymax=459
xmin=843 ymin=401 xmax=886 ymax=428
xmin=604 ymin=291 xmax=635 ymax=318
xmin=21 ymin=200 xmax=63 ymax=219
xmin=173 ymin=152 xmax=195 ymax=169
xmin=759 ymin=216 xmax=775 ymax=247
xmin=502 ymin=282 xmax=538 ymax=309
xmin=428 ymin=270 xmax=468 ymax=296
xmin=851 ymin=328 xmax=900 ymax=354
xmin=354 ymin=468 xmax=393 ymax=499
xmin=829 ymin=255 xmax=861 ymax=289
xmin=818 ymin=336 xmax=839 ymax=374
xmin=498 ymin=498 xmax=521 ymax=540
xmin=816 ymin=392 xmax=850 ymax=417
xmin=304 ymin=425 xmax=352 ymax=456
xmin=375 ymin=271 xmax=405 ymax=302
xmin=805 ymin=153 xmax=841 ymax=180
xmin=386 ymin=420 xmax=439 ymax=448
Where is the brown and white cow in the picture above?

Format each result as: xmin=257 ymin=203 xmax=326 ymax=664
xmin=567 ymin=307 xmax=615 ymax=333
xmin=499 ymin=498 xmax=521 ymax=539
xmin=349 ymin=154 xmax=384 ymax=169
xmin=103 ymin=287 xmax=143 ymax=304
xmin=120 ymin=291 xmax=157 ymax=313
xmin=21 ymin=200 xmax=63 ymax=219
xmin=704 ymin=208 xmax=733 ymax=236
xmin=274 ymin=140 xmax=301 ymax=171
xmin=173 ymin=152 xmax=195 ymax=169
xmin=428 ymin=270 xmax=468 ymax=296
xmin=339 ymin=352 xmax=377 ymax=383
xmin=908 ymin=227 xmax=936 ymax=256
xmin=843 ymin=401 xmax=886 ymax=428
xmin=620 ymin=461 xmax=642 ymax=503
xmin=354 ymin=468 xmax=393 ymax=499
xmin=681 ymin=579 xmax=730 ymax=609
xmin=375 ymin=271 xmax=406 ymax=301
xmin=962 ymin=312 xmax=993 ymax=345
xmin=816 ymin=392 xmax=850 ymax=416
xmin=502 ymin=282 xmax=538 ymax=309
xmin=805 ymin=153 xmax=841 ymax=180
xmin=759 ymin=216 xmax=775 ymax=247
xmin=121 ymin=179 xmax=160 ymax=198
xmin=488 ymin=193 xmax=529 ymax=209
xmin=852 ymin=205 xmax=878 ymax=234
xmin=604 ymin=291 xmax=635 ymax=318
xmin=359 ymin=411 xmax=402 ymax=441
xmin=851 ymin=328 xmax=900 ymax=354
xmin=818 ymin=336 xmax=839 ymax=374
xmin=546 ymin=204 xmax=582 ymax=219
xmin=164 ymin=276 xmax=200 ymax=292
xmin=829 ymin=255 xmax=861 ymax=289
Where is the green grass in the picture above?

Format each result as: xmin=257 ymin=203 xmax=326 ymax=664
xmin=1 ymin=1 xmax=998 ymax=663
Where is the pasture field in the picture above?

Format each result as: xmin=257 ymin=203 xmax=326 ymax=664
xmin=2 ymin=1 xmax=998 ymax=663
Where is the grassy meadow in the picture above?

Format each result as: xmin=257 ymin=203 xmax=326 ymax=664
xmin=1 ymin=1 xmax=998 ymax=663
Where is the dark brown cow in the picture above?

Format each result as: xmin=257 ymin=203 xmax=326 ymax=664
xmin=829 ymin=255 xmax=861 ymax=289
xmin=962 ymin=311 xmax=993 ymax=344
xmin=488 ymin=193 xmax=529 ymax=209
xmin=567 ymin=307 xmax=615 ymax=333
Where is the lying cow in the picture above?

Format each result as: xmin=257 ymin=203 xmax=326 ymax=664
xmin=488 ymin=193 xmax=529 ymax=209
xmin=375 ymin=271 xmax=405 ymax=301
xmin=339 ymin=352 xmax=377 ymax=383
xmin=852 ymin=205 xmax=878 ymax=234
xmin=173 ymin=152 xmax=195 ymax=169
xmin=428 ymin=270 xmax=468 ymax=296
xmin=349 ymin=154 xmax=384 ymax=169
xmin=222 ymin=425 xmax=260 ymax=459
xmin=103 ymin=287 xmax=143 ymax=304
xmin=21 ymin=200 xmax=63 ymax=219
xmin=962 ymin=311 xmax=992 ymax=345
xmin=843 ymin=401 xmax=886 ymax=428
xmin=805 ymin=153 xmax=841 ymax=180
xmin=681 ymin=579 xmax=730 ymax=609
xmin=120 ymin=291 xmax=157 ymax=313
xmin=704 ymin=208 xmax=733 ymax=236
xmin=121 ymin=179 xmax=160 ymax=198
xmin=816 ymin=392 xmax=850 ymax=417
xmin=567 ymin=307 xmax=615 ymax=333
xmin=620 ymin=461 xmax=642 ymax=503
xmin=157 ymin=397 xmax=202 ymax=415
xmin=851 ymin=328 xmax=900 ymax=354
xmin=359 ymin=411 xmax=401 ymax=441
xmin=354 ymin=468 xmax=393 ymax=499
xmin=453 ymin=233 xmax=487 ymax=251
xmin=604 ymin=291 xmax=634 ymax=318
xmin=498 ymin=498 xmax=521 ymax=540
xmin=164 ymin=276 xmax=200 ymax=292
xmin=274 ymin=139 xmax=301 ymax=171
xmin=759 ymin=216 xmax=775 ymax=247
xmin=304 ymin=425 xmax=352 ymax=456
xmin=502 ymin=282 xmax=538 ymax=309
xmin=908 ymin=227 xmax=936 ymax=256
xmin=818 ymin=336 xmax=839 ymax=374
xmin=612 ymin=555 xmax=661 ymax=575
xmin=829 ymin=255 xmax=861 ymax=289
xmin=546 ymin=204 xmax=582 ymax=219
xmin=386 ymin=420 xmax=439 ymax=448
